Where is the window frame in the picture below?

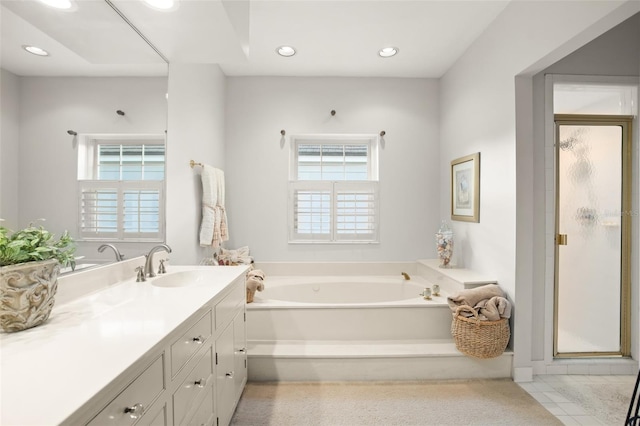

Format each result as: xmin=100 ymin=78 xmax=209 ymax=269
xmin=288 ymin=134 xmax=380 ymax=244
xmin=289 ymin=134 xmax=379 ymax=181
xmin=77 ymin=133 xmax=166 ymax=242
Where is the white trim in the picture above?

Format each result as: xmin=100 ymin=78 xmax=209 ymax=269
xmin=80 ymin=133 xmax=166 ymax=141
xmin=513 ymin=367 xmax=533 ymax=383
xmin=77 ymin=133 xmax=165 ymax=180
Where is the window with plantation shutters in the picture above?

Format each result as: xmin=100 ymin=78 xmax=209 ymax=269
xmin=77 ymin=135 xmax=165 ymax=241
xmin=289 ymin=135 xmax=379 ymax=243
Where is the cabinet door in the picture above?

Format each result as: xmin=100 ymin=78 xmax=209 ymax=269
xmin=188 ymin=384 xmax=215 ymax=426
xmin=173 ymin=347 xmax=214 ymax=425
xmin=233 ymin=310 xmax=247 ymax=401
xmin=215 ymin=324 xmax=235 ymax=426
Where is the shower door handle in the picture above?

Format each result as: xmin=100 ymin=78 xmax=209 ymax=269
xmin=556 ymin=234 xmax=567 ymax=245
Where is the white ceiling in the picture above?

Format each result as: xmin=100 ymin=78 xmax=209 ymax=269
xmin=0 ymin=0 xmax=510 ymax=78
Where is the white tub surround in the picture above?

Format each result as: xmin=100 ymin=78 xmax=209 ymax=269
xmin=247 ymin=261 xmax=511 ymax=381
xmin=0 ymin=262 xmax=248 ymax=426
xmin=416 ymin=259 xmax=498 ymax=290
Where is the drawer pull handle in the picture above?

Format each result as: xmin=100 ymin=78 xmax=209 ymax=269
xmin=237 ymin=348 xmax=246 ymax=353
xmin=226 ymin=371 xmax=234 ymax=378
xmin=194 ymin=378 xmax=207 ymax=388
xmin=124 ymin=403 xmax=145 ymax=419
xmin=192 ymin=336 xmax=204 ymax=344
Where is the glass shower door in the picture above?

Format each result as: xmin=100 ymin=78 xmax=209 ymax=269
xmin=554 ymin=115 xmax=632 ymax=357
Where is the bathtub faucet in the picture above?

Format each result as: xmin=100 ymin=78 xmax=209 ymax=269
xmin=98 ymin=244 xmax=124 ymax=262
xmin=401 ymin=272 xmax=411 ymax=280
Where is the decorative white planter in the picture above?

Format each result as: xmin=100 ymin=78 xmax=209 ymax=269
xmin=0 ymin=259 xmax=60 ymax=332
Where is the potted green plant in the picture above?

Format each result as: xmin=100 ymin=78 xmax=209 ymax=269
xmin=0 ymin=222 xmax=75 ymax=332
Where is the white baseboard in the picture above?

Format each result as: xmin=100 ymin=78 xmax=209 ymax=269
xmin=513 ymin=367 xmax=533 ymax=382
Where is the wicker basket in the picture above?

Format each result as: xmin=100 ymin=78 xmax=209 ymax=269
xmin=451 ymin=305 xmax=510 ymax=359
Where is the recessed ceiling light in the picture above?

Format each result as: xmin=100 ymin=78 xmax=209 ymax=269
xmin=378 ymin=47 xmax=399 ymax=58
xmin=39 ymin=0 xmax=72 ymax=9
xmin=276 ymin=46 xmax=296 ymax=57
xmin=143 ymin=0 xmax=179 ymax=11
xmin=22 ymin=45 xmax=50 ymax=57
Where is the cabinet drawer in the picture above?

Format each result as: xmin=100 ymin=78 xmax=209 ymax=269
xmin=189 ymin=384 xmax=215 ymax=426
xmin=173 ymin=347 xmax=214 ymax=425
xmin=215 ymin=280 xmax=244 ymax=330
xmin=171 ymin=311 xmax=212 ymax=378
xmin=88 ymin=355 xmax=164 ymax=426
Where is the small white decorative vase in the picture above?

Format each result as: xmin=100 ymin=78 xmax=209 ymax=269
xmin=0 ymin=259 xmax=60 ymax=332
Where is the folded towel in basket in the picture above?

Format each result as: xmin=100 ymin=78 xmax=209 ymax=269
xmin=447 ymin=284 xmax=505 ymax=313
xmin=475 ymin=296 xmax=512 ymax=321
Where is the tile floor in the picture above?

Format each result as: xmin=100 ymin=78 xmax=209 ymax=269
xmin=518 ymin=374 xmax=637 ymax=425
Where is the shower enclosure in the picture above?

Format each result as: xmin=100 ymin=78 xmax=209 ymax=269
xmin=554 ymin=114 xmax=632 ymax=357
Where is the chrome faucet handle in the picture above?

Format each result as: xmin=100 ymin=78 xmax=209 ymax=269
xmin=158 ymin=259 xmax=167 ymax=275
xmin=135 ymin=266 xmax=146 ymax=282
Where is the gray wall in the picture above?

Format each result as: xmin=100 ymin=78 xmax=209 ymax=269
xmin=165 ymin=64 xmax=227 ymax=265
xmin=224 ymin=76 xmax=440 ymax=262
xmin=0 ymin=69 xmax=20 ymax=228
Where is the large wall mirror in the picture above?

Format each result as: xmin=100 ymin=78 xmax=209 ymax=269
xmin=0 ymin=0 xmax=168 ymax=273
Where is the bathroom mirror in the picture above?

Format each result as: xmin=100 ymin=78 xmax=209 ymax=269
xmin=0 ymin=0 xmax=169 ymax=274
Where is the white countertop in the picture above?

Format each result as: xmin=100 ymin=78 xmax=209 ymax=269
xmin=0 ymin=264 xmax=248 ymax=426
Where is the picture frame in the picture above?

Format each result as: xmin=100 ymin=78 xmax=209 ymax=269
xmin=451 ymin=152 xmax=480 ymax=222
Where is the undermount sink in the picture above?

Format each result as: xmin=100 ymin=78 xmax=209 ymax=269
xmin=150 ymin=270 xmax=211 ymax=288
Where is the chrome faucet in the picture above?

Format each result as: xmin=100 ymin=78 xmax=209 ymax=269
xmin=144 ymin=244 xmax=172 ymax=278
xmin=98 ymin=244 xmax=124 ymax=261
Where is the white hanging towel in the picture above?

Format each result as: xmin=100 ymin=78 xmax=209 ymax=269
xmin=216 ymin=168 xmax=229 ymax=243
xmin=199 ymin=165 xmax=218 ymax=246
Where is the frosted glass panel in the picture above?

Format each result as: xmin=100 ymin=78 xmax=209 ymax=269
xmin=554 ymin=84 xmax=637 ymax=115
xmin=556 ymin=124 xmax=622 ymax=354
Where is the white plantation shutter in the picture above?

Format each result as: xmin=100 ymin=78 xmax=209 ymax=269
xmin=79 ymin=181 xmax=164 ymax=241
xmin=289 ymin=135 xmax=379 ymax=243
xmin=79 ymin=183 xmax=118 ymax=236
xmin=334 ymin=182 xmax=378 ymax=241
xmin=289 ymin=181 xmax=378 ymax=242
xmin=289 ymin=181 xmax=332 ymax=241
xmin=123 ymin=188 xmax=162 ymax=236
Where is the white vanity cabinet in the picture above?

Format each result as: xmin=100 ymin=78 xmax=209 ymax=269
xmin=51 ymin=269 xmax=248 ymax=426
xmin=214 ymin=278 xmax=247 ymax=426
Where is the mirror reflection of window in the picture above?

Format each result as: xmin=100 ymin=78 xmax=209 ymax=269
xmin=78 ymin=135 xmax=166 ymax=241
